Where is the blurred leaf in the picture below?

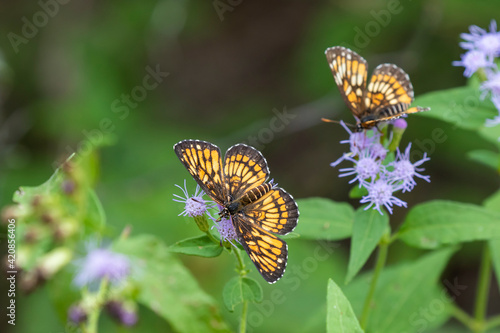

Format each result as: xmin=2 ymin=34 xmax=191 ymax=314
xmin=113 ymin=235 xmax=231 ymax=333
xmin=223 ymin=276 xmax=263 ymax=312
xmin=345 ymin=208 xmax=389 ymax=284
xmin=295 ymin=198 xmax=354 ymax=240
xmin=467 ymin=149 xmax=499 ymax=170
xmin=483 ymin=190 xmax=500 ymax=291
xmin=349 ymin=185 xmax=368 ymax=199
xmin=416 ymin=86 xmax=497 ymax=132
xmin=398 ymin=200 xmax=500 ymax=249
xmin=170 ymin=235 xmax=223 ymax=258
xmin=326 ymin=279 xmax=364 ymax=333
xmin=345 ymin=247 xmax=457 ymax=333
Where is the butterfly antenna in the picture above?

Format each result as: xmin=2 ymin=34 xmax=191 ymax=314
xmin=321 ymin=118 xmax=356 ymax=128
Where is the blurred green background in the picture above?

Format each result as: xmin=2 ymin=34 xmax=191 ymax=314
xmin=1 ymin=0 xmax=500 ymax=332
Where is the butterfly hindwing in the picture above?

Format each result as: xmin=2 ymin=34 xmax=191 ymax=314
xmin=173 ymin=139 xmax=226 ymax=204
xmin=233 ymin=215 xmax=288 ymax=283
xmin=325 ymin=46 xmax=369 ymax=118
xmin=366 ymin=63 xmax=414 ymax=114
xmin=224 ymin=144 xmax=269 ymax=200
xmin=241 ymin=188 xmax=298 ymax=235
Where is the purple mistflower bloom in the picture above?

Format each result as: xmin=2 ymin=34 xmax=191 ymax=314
xmin=73 ymin=243 xmax=131 ymax=288
xmin=452 ymin=50 xmax=494 ymax=77
xmin=173 ymin=180 xmax=214 ymax=218
xmin=211 ymin=204 xmax=239 ymax=245
xmin=387 ymin=143 xmax=430 ymax=192
xmin=68 ymin=304 xmax=87 ymax=324
xmin=368 ymin=142 xmax=387 ymax=161
xmin=338 ymin=149 xmax=382 ymax=186
xmin=460 ymin=20 xmax=500 ymax=58
xmin=331 ymin=121 xmax=377 ymax=167
xmin=481 ymin=71 xmax=500 ymax=98
xmin=392 ymin=118 xmax=408 ymax=130
xmin=360 ymin=178 xmax=407 ymax=215
xmin=106 ymin=301 xmax=138 ymax=327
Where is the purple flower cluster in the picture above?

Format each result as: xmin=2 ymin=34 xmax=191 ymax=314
xmin=173 ymin=181 xmax=238 ymax=243
xmin=453 ymin=20 xmax=500 ymax=125
xmin=332 ymin=121 xmax=430 ymax=215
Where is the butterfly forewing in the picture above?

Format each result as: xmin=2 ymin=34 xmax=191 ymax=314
xmin=233 ymin=216 xmax=288 ymax=283
xmin=224 ymin=144 xmax=269 ymax=200
xmin=173 ymin=140 xmax=226 ymax=204
xmin=241 ymin=188 xmax=298 ymax=235
xmin=325 ymin=46 xmax=369 ymax=118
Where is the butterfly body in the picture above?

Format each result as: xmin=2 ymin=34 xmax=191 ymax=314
xmin=174 ymin=139 xmax=299 ymax=283
xmin=325 ymin=46 xmax=429 ymax=131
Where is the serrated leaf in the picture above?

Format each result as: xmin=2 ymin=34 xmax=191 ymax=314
xmin=113 ymin=235 xmax=230 ymax=333
xmin=467 ymin=149 xmax=499 ymax=170
xmin=170 ymin=235 xmax=223 ymax=257
xmin=223 ymin=276 xmax=263 ymax=312
xmin=345 ymin=208 xmax=389 ymax=284
xmin=345 ymin=247 xmax=457 ymax=333
xmin=398 ymin=200 xmax=500 ymax=249
xmin=327 ymin=279 xmax=364 ymax=333
xmin=295 ymin=198 xmax=354 ymax=240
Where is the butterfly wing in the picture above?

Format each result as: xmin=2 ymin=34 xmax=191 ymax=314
xmin=366 ymin=63 xmax=414 ymax=118
xmin=223 ymin=144 xmax=269 ymax=200
xmin=173 ymin=139 xmax=226 ymax=204
xmin=233 ymin=215 xmax=288 ymax=283
xmin=240 ymin=187 xmax=298 ymax=235
xmin=325 ymin=46 xmax=369 ymax=119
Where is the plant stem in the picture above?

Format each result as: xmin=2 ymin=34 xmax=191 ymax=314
xmin=233 ymin=247 xmax=246 ymax=275
xmin=239 ymin=300 xmax=249 ymax=333
xmin=449 ymin=303 xmax=476 ymax=331
xmin=473 ymin=244 xmax=491 ymax=333
xmin=206 ymin=229 xmax=220 ymax=245
xmin=85 ymin=278 xmax=109 ymax=333
xmin=360 ymin=234 xmax=389 ymax=329
xmin=485 ymin=315 xmax=500 ymax=330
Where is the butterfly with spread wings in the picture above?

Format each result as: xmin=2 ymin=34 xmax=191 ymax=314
xmin=323 ymin=46 xmax=429 ymax=132
xmin=173 ymin=139 xmax=299 ymax=283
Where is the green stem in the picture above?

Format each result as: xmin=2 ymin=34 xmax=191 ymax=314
xmin=360 ymin=234 xmax=389 ymax=329
xmin=473 ymin=244 xmax=491 ymax=333
xmin=449 ymin=303 xmax=476 ymax=331
xmin=233 ymin=247 xmax=246 ymax=274
xmin=485 ymin=315 xmax=500 ymax=330
xmin=85 ymin=278 xmax=109 ymax=333
xmin=206 ymin=229 xmax=220 ymax=245
xmin=239 ymin=300 xmax=249 ymax=333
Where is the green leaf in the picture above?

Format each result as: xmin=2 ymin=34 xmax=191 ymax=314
xmin=170 ymin=235 xmax=223 ymax=257
xmin=483 ymin=190 xmax=500 ymax=291
xmin=416 ymin=86 xmax=497 ymax=131
xmin=398 ymin=200 xmax=500 ymax=249
xmin=223 ymin=276 xmax=263 ymax=312
xmin=295 ymin=198 xmax=354 ymax=240
xmin=326 ymin=279 xmax=364 ymax=333
xmin=345 ymin=247 xmax=457 ymax=333
xmin=345 ymin=208 xmax=389 ymax=284
xmin=467 ymin=149 xmax=499 ymax=170
xmin=490 ymin=240 xmax=500 ymax=291
xmin=113 ymin=235 xmax=231 ymax=333
xmin=349 ymin=185 xmax=368 ymax=199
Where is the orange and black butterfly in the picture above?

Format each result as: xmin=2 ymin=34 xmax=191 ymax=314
xmin=174 ymin=139 xmax=299 ymax=283
xmin=324 ymin=46 xmax=429 ymax=132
